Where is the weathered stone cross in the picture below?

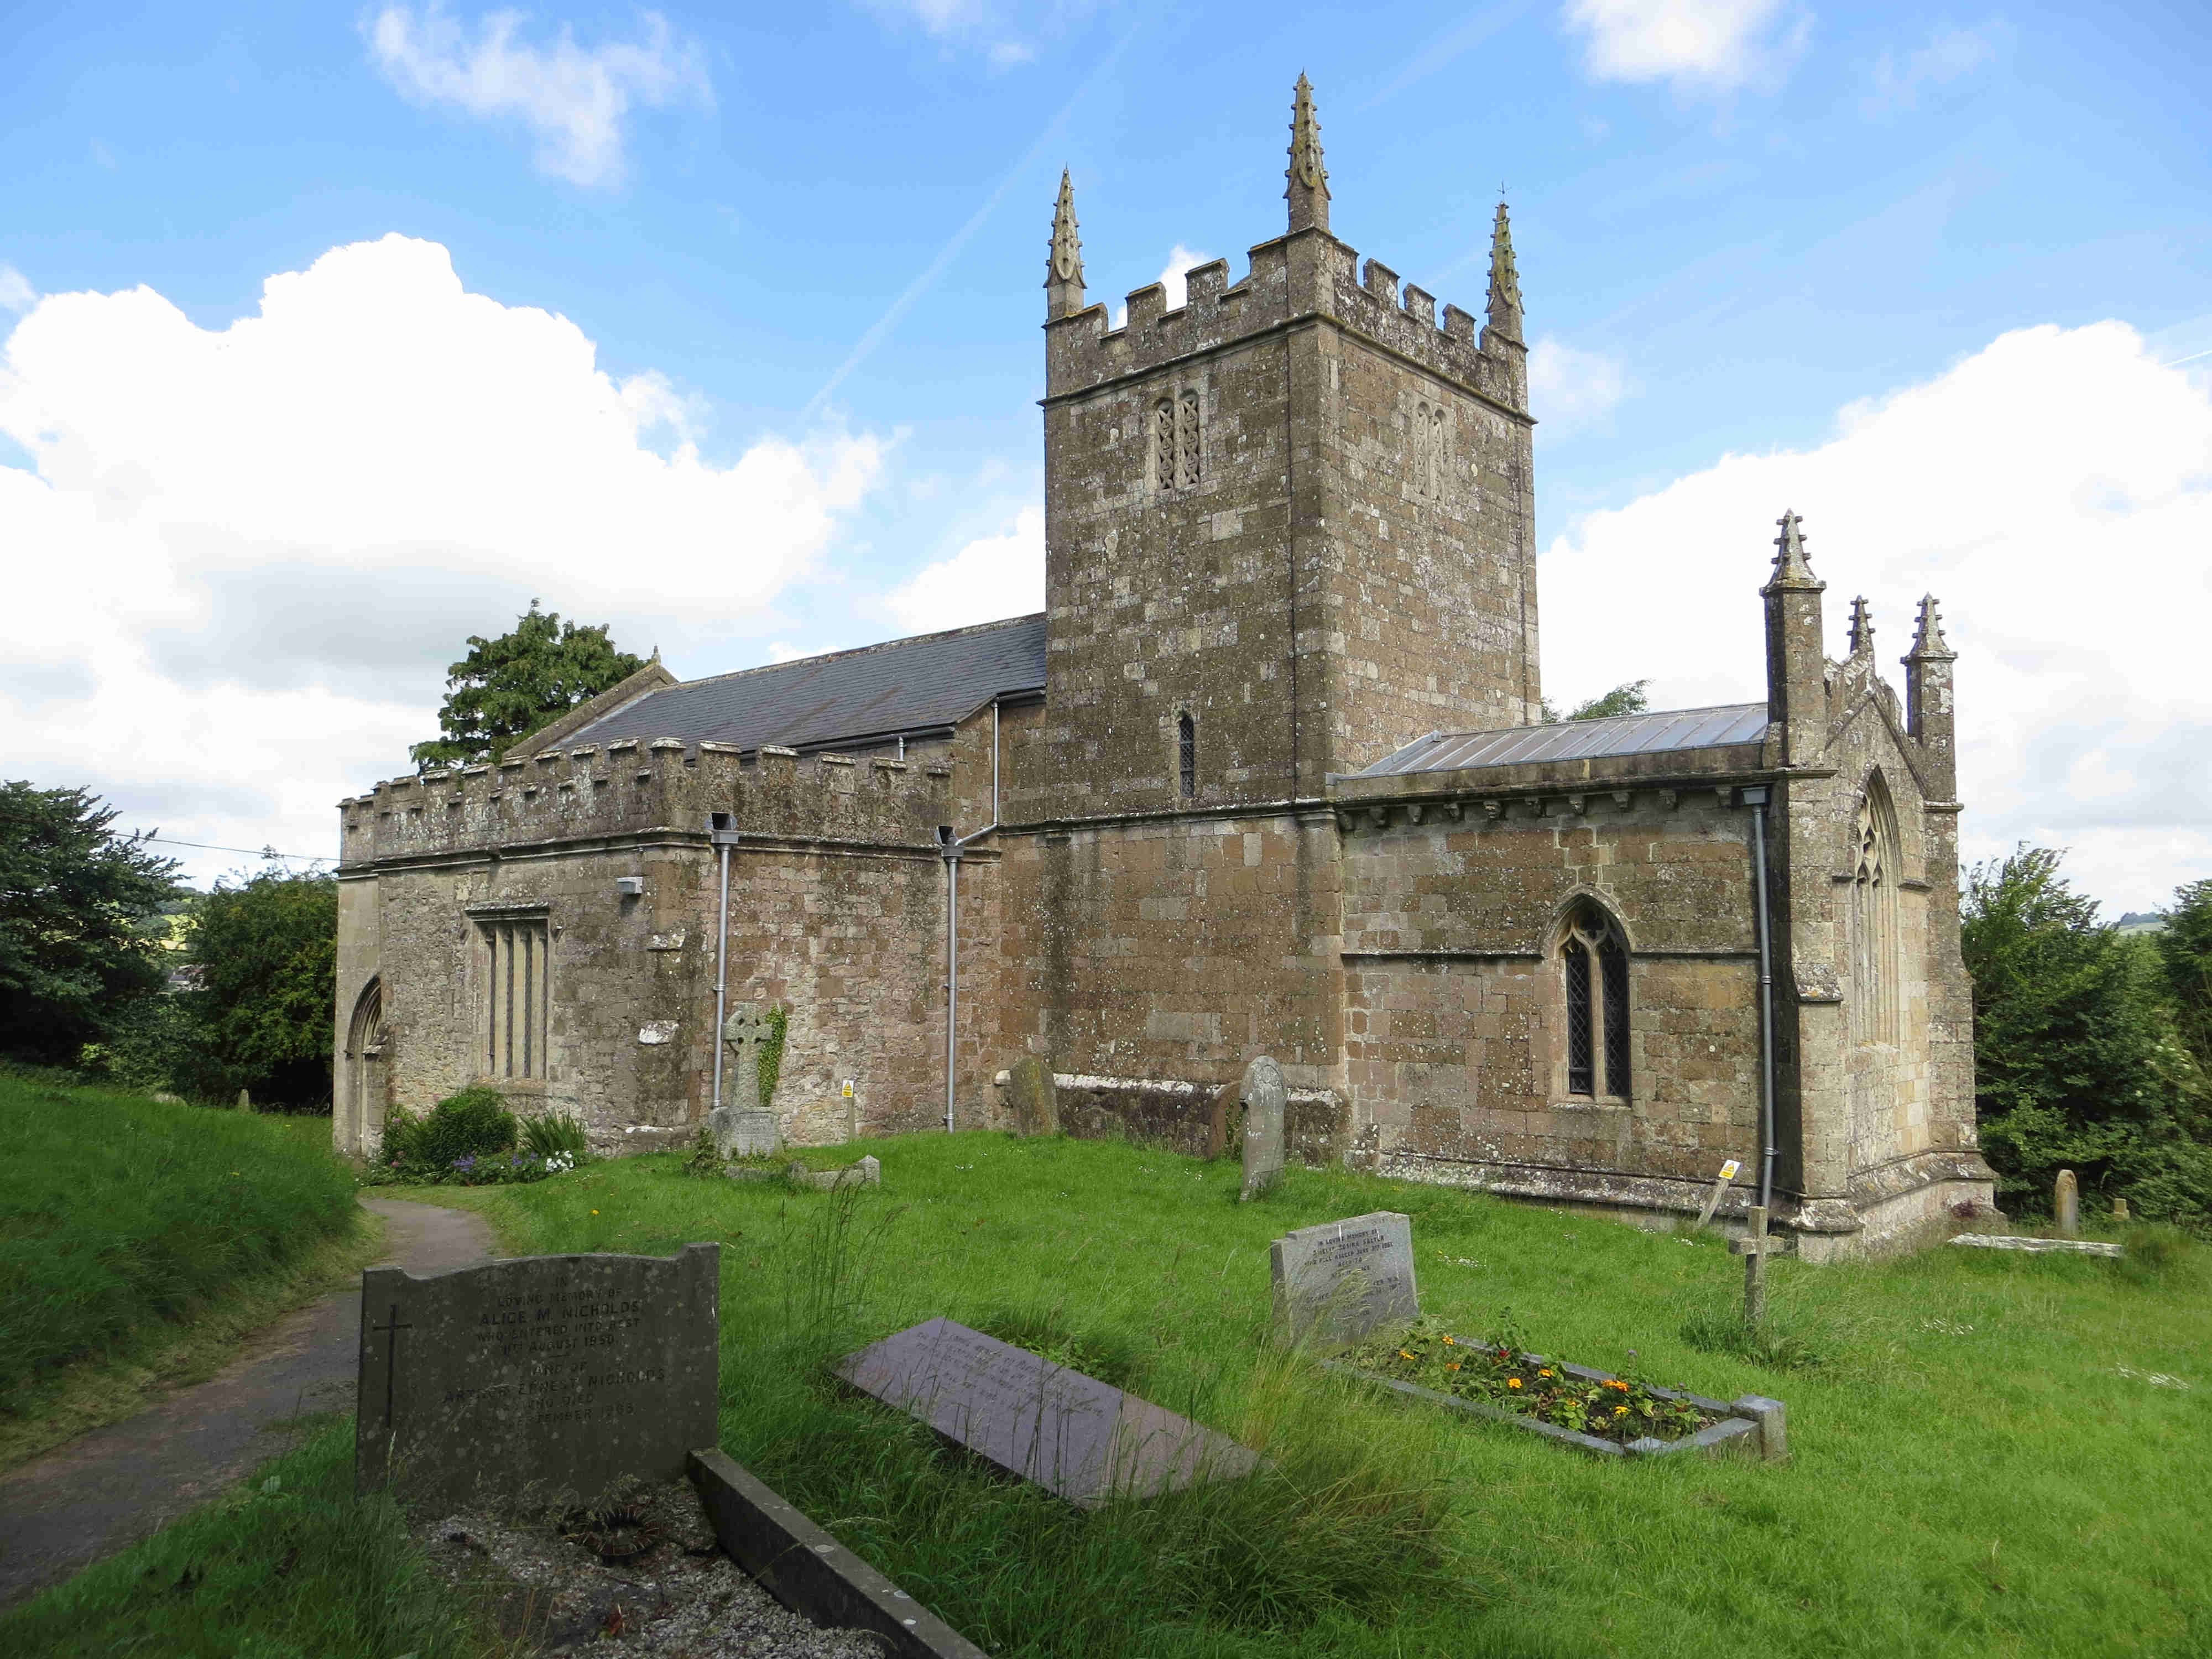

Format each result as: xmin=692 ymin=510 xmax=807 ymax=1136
xmin=1730 ymin=1204 xmax=1783 ymax=1324
xmin=710 ymin=1004 xmax=778 ymax=1159
xmin=369 ymin=1301 xmax=412 ymax=1426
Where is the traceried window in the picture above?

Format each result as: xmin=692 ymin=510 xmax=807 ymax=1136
xmin=1849 ymin=779 xmax=1901 ymax=1047
xmin=1559 ymin=902 xmax=1631 ymax=1099
xmin=1154 ymin=392 xmax=1202 ymax=491
xmin=481 ymin=914 xmax=550 ymax=1081
xmin=1177 ymin=711 xmax=1196 ymax=799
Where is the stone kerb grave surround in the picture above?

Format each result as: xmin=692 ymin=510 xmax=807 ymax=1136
xmin=836 ymin=1318 xmax=1258 ymax=1509
xmin=357 ymin=1245 xmax=718 ymax=1511
xmin=1238 ymin=1056 xmax=1287 ymax=1202
xmin=1271 ymin=1214 xmax=1787 ymax=1462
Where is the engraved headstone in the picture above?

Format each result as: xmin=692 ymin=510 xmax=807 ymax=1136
xmin=1269 ymin=1211 xmax=1418 ymax=1350
xmin=710 ymin=1004 xmax=777 ymax=1158
xmin=2113 ymin=1196 xmax=2130 ymax=1222
xmin=356 ymin=1245 xmax=718 ymax=1511
xmin=1238 ymin=1056 xmax=1287 ymax=1202
xmin=2054 ymin=1168 xmax=2079 ymax=1236
xmin=836 ymin=1318 xmax=1257 ymax=1509
xmin=1007 ymin=1057 xmax=1060 ymax=1136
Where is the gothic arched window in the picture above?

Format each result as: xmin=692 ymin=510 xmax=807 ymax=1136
xmin=1559 ymin=902 xmax=1631 ymax=1099
xmin=1850 ymin=777 xmax=1901 ymax=1047
xmin=1177 ymin=711 xmax=1196 ymax=798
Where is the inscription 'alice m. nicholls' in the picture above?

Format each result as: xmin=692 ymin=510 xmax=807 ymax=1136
xmin=357 ymin=1245 xmax=719 ymax=1511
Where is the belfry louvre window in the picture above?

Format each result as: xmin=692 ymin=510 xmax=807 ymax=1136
xmin=1154 ymin=392 xmax=1202 ymax=491
xmin=1560 ymin=903 xmax=1631 ymax=1099
xmin=482 ymin=915 xmax=550 ymax=1081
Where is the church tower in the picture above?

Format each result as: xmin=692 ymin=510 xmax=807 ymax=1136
xmin=1013 ymin=79 xmax=1541 ymax=822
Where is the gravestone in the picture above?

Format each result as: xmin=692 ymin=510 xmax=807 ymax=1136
xmin=1237 ymin=1056 xmax=1287 ymax=1202
xmin=1007 ymin=1057 xmax=1059 ymax=1136
xmin=1269 ymin=1211 xmax=1418 ymax=1349
xmin=2113 ymin=1196 xmax=2131 ymax=1221
xmin=356 ymin=1244 xmax=719 ymax=1511
xmin=836 ymin=1318 xmax=1256 ymax=1508
xmin=2054 ymin=1168 xmax=2080 ymax=1236
xmin=710 ymin=1004 xmax=778 ymax=1159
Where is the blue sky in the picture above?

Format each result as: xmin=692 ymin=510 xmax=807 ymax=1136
xmin=2 ymin=1 xmax=2209 ymax=908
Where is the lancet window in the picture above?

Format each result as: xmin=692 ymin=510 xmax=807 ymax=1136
xmin=1559 ymin=901 xmax=1631 ymax=1100
xmin=1177 ymin=712 xmax=1196 ymax=798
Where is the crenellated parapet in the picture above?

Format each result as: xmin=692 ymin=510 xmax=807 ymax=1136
xmin=1044 ymin=233 xmax=1524 ymax=416
xmin=338 ymin=740 xmax=954 ymax=868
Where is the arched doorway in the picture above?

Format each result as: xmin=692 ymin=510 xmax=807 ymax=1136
xmin=344 ymin=978 xmax=388 ymax=1155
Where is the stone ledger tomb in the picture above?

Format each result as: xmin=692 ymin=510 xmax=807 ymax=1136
xmin=1238 ymin=1056 xmax=1287 ymax=1202
xmin=357 ymin=1245 xmax=719 ymax=1510
xmin=1269 ymin=1212 xmax=1418 ymax=1350
xmin=836 ymin=1317 xmax=1256 ymax=1508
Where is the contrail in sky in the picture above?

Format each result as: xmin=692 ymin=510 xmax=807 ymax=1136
xmin=802 ymin=22 xmax=1146 ymax=423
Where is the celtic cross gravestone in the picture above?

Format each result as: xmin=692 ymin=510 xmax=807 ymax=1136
xmin=710 ymin=1004 xmax=778 ymax=1159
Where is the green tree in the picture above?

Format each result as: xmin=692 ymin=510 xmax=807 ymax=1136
xmin=1541 ymin=680 xmax=1651 ymax=724
xmin=0 ymin=782 xmax=180 ymax=1064
xmin=1962 ymin=846 xmax=2209 ymax=1225
xmin=2159 ymin=878 xmax=2212 ymax=1076
xmin=186 ymin=867 xmax=339 ymax=1107
xmin=410 ymin=600 xmax=647 ymax=769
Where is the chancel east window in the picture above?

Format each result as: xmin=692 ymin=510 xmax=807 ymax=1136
xmin=1560 ymin=902 xmax=1630 ymax=1099
xmin=1849 ymin=780 xmax=1901 ymax=1047
xmin=1177 ymin=711 xmax=1197 ymax=799
xmin=481 ymin=914 xmax=550 ymax=1081
xmin=1154 ymin=392 xmax=1202 ymax=491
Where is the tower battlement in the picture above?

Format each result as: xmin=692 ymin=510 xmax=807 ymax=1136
xmin=1044 ymin=233 xmax=1525 ymax=415
xmin=338 ymin=740 xmax=953 ymax=868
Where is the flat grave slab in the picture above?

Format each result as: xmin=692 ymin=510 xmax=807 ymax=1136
xmin=835 ymin=1318 xmax=1256 ymax=1509
xmin=1950 ymin=1233 xmax=2124 ymax=1258
xmin=357 ymin=1244 xmax=719 ymax=1511
xmin=1269 ymin=1211 xmax=1418 ymax=1349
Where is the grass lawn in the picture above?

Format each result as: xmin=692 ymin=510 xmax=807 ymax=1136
xmin=0 ymin=1070 xmax=365 ymax=1465
xmin=1 ymin=1415 xmax=490 ymax=1659
xmin=394 ymin=1132 xmax=2212 ymax=1659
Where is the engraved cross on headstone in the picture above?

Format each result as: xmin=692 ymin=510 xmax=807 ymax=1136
xmin=369 ymin=1301 xmax=412 ymax=1427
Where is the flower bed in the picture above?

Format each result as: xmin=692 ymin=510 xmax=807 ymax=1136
xmin=1332 ymin=1316 xmax=1783 ymax=1461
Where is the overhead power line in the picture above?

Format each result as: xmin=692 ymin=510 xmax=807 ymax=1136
xmin=142 ymin=836 xmax=323 ymax=863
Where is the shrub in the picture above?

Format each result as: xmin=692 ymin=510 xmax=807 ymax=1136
xmin=519 ymin=1112 xmax=588 ymax=1160
xmin=397 ymin=1087 xmax=515 ymax=1172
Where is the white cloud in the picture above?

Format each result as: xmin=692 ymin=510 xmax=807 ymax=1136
xmin=1528 ymin=335 xmax=1631 ymax=436
xmin=366 ymin=5 xmax=708 ymax=187
xmin=1540 ymin=322 xmax=2212 ymax=914
xmin=1562 ymin=0 xmax=1802 ymax=92
xmin=863 ymin=0 xmax=1039 ymax=66
xmin=0 ymin=266 xmax=36 ymax=315
xmin=1865 ymin=23 xmax=1998 ymax=117
xmin=0 ymin=235 xmax=883 ymax=888
xmin=1112 ymin=244 xmax=1218 ymax=329
xmin=883 ymin=506 xmax=1043 ymax=634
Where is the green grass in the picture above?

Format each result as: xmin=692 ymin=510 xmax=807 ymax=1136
xmin=0 ymin=1417 xmax=496 ymax=1658
xmin=0 ymin=1070 xmax=360 ymax=1424
xmin=410 ymin=1133 xmax=2212 ymax=1659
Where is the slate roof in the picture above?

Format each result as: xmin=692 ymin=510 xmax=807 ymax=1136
xmin=1353 ymin=702 xmax=1770 ymax=778
xmin=572 ymin=614 xmax=1046 ymax=753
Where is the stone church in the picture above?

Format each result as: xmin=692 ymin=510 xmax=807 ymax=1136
xmin=333 ymin=79 xmax=1994 ymax=1258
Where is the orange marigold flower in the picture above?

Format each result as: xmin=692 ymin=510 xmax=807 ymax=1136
xmin=1507 ymin=1378 xmax=1522 ymax=1389
xmin=1614 ymin=1406 xmax=1629 ymax=1416
xmin=1443 ymin=1335 xmax=1454 ymax=1345
xmin=1538 ymin=1368 xmax=1553 ymax=1378
xmin=1447 ymin=1362 xmax=1460 ymax=1371
xmin=1399 ymin=1349 xmax=1415 ymax=1360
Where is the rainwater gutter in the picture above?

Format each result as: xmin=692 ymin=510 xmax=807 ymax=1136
xmin=1741 ymin=786 xmax=1779 ymax=1211
xmin=708 ymin=812 xmax=743 ymax=1113
xmin=940 ymin=699 xmax=1003 ymax=1133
